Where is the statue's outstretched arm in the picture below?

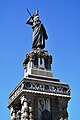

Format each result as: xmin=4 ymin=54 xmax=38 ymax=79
xmin=26 ymin=16 xmax=33 ymax=26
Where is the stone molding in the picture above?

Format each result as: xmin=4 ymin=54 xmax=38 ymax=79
xmin=8 ymin=77 xmax=71 ymax=108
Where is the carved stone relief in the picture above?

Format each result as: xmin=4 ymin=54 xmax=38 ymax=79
xmin=38 ymin=98 xmax=51 ymax=120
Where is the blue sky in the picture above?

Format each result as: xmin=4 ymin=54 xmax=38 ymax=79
xmin=0 ymin=0 xmax=80 ymax=119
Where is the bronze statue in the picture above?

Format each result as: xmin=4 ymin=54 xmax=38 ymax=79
xmin=26 ymin=10 xmax=48 ymax=49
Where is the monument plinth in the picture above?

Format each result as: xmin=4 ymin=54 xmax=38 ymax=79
xmin=23 ymin=49 xmax=53 ymax=78
xmin=8 ymin=10 xmax=71 ymax=120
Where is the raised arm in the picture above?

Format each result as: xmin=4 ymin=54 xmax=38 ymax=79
xmin=26 ymin=16 xmax=33 ymax=26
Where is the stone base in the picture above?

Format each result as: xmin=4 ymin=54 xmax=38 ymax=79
xmin=8 ymin=74 xmax=71 ymax=120
xmin=24 ymin=68 xmax=53 ymax=78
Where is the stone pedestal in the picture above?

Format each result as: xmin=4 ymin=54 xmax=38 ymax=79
xmin=23 ymin=49 xmax=53 ymax=78
xmin=8 ymin=49 xmax=71 ymax=120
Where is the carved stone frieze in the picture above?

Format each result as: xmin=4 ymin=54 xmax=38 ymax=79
xmin=25 ymin=81 xmax=70 ymax=96
xmin=8 ymin=83 xmax=24 ymax=105
xmin=8 ymin=78 xmax=71 ymax=107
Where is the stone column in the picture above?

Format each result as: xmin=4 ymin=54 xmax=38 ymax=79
xmin=21 ymin=95 xmax=29 ymax=120
xmin=10 ymin=106 xmax=16 ymax=120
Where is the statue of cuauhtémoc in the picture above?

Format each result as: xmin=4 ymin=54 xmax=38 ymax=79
xmin=26 ymin=10 xmax=48 ymax=49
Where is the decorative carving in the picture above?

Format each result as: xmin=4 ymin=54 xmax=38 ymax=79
xmin=25 ymin=82 xmax=70 ymax=96
xmin=16 ymin=110 xmax=21 ymax=120
xmin=21 ymin=96 xmax=29 ymax=120
xmin=38 ymin=57 xmax=45 ymax=69
xmin=9 ymin=83 xmax=24 ymax=104
xmin=8 ymin=80 xmax=70 ymax=105
xmin=38 ymin=98 xmax=50 ymax=120
xmin=23 ymin=49 xmax=52 ymax=70
xmin=20 ymin=95 xmax=34 ymax=120
xmin=29 ymin=106 xmax=34 ymax=120
xmin=10 ymin=107 xmax=16 ymax=120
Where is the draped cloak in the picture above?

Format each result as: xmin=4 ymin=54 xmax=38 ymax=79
xmin=32 ymin=22 xmax=48 ymax=49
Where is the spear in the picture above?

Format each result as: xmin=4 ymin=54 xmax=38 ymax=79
xmin=27 ymin=9 xmax=32 ymax=16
